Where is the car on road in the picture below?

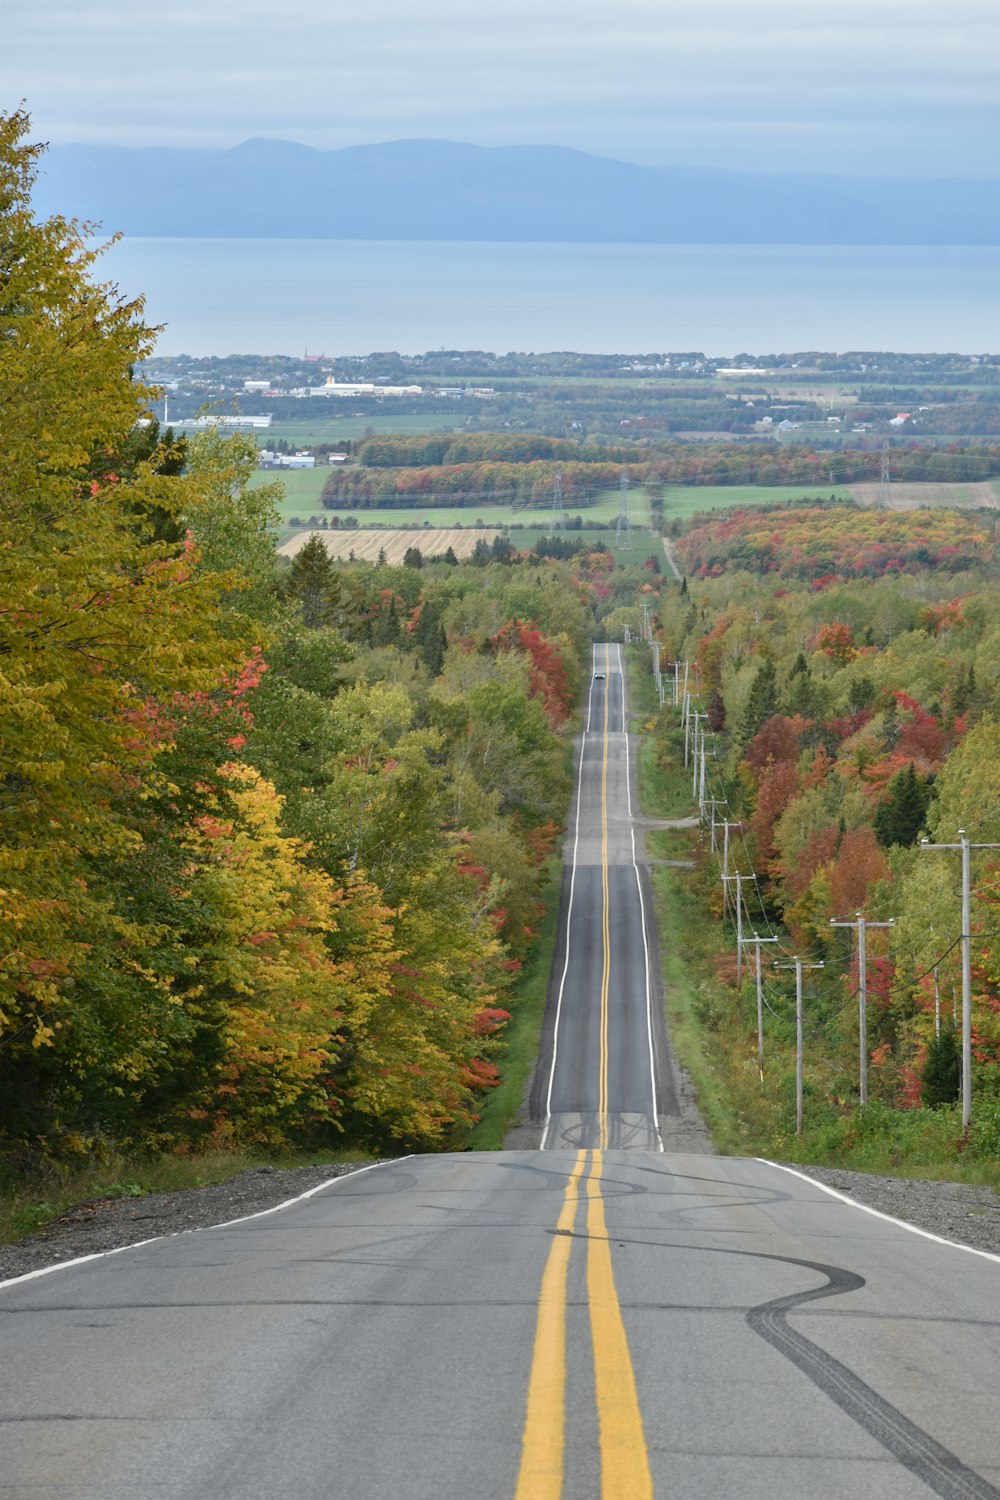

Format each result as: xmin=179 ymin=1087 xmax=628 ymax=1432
xmin=593 ymin=672 xmax=605 ymax=680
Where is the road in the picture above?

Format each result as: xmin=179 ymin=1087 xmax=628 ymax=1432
xmin=530 ymin=642 xmax=677 ymax=1153
xmin=3 ymin=644 xmax=1000 ymax=1499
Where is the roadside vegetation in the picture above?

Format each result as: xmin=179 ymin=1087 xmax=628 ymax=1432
xmin=1 ymin=112 xmax=593 ymax=1198
xmin=629 ymin=499 xmax=1000 ymax=1185
xmin=0 ymin=1147 xmax=371 ymax=1247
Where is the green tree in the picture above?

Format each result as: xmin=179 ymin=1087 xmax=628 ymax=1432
xmin=0 ymin=111 xmax=253 ymax=1154
xmin=874 ymin=764 xmax=931 ymax=848
xmin=287 ymin=534 xmax=351 ymax=629
xmin=736 ymin=658 xmax=778 ymax=750
xmin=921 ymin=1027 xmax=960 ymax=1108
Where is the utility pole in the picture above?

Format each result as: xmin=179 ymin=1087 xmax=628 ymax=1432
xmin=707 ymin=798 xmax=725 ymax=854
xmin=690 ymin=712 xmax=706 ymax=792
xmin=697 ymin=727 xmax=707 ymax=815
xmin=640 ymin=599 xmax=651 ymax=642
xmin=720 ymin=821 xmax=740 ymax=916
xmin=830 ymin=913 xmax=894 ymax=1111
xmin=775 ymin=957 xmax=825 ymax=1134
xmin=741 ymin=933 xmax=778 ymax=1083
xmin=723 ymin=871 xmax=745 ymax=987
xmin=920 ymin=829 xmax=1000 ymax=1131
xmin=674 ymin=660 xmax=680 ymax=708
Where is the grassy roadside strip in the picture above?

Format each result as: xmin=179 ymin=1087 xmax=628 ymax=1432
xmin=624 ymin=645 xmax=1000 ymax=1184
xmin=465 ymin=861 xmax=563 ymax=1149
xmin=466 ymin=700 xmax=583 ymax=1149
xmin=0 ymin=1147 xmax=371 ymax=1247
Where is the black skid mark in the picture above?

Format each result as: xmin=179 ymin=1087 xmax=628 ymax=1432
xmin=747 ymin=1259 xmax=1000 ymax=1500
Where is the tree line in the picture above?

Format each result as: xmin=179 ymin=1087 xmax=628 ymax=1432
xmin=321 ymin=445 xmax=1000 ymax=514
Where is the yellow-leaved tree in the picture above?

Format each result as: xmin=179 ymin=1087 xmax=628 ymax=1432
xmin=0 ymin=111 xmax=254 ymax=1155
xmin=177 ymin=764 xmax=399 ymax=1148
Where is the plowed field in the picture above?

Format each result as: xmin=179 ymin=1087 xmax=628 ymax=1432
xmin=853 ymin=481 xmax=999 ymax=510
xmin=278 ymin=527 xmax=503 ymax=564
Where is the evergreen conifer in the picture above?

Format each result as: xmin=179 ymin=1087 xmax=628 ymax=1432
xmin=921 ymin=1027 xmax=960 ymax=1108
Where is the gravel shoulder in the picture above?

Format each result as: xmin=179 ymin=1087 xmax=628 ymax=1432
xmin=3 ymin=1157 xmax=1000 ymax=1287
xmin=779 ymin=1163 xmax=1000 ymax=1257
xmin=0 ymin=1162 xmax=372 ymax=1284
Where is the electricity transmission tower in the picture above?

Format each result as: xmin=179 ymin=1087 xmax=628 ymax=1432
xmin=551 ymin=470 xmax=565 ymax=531
xmin=876 ymin=444 xmax=891 ymax=510
xmin=614 ymin=471 xmax=633 ymax=549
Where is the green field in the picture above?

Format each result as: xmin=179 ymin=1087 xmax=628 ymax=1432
xmin=572 ymin=528 xmax=666 ymax=569
xmin=661 ymin=483 xmax=855 ymax=518
xmin=257 ymin=482 xmax=653 ymax=530
xmin=250 ymin=468 xmax=330 ymax=522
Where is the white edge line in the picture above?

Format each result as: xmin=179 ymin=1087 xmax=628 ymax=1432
xmin=758 ymin=1159 xmax=1000 ymax=1266
xmin=541 ymin=643 xmax=597 ymax=1148
xmin=620 ymin=642 xmax=664 ymax=1152
xmin=0 ymin=1158 xmax=410 ymax=1293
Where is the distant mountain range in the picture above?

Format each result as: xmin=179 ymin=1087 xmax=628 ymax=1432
xmin=30 ymin=138 xmax=1000 ymax=244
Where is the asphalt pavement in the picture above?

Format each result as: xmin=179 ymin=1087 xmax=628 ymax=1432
xmin=529 ymin=642 xmax=679 ymax=1151
xmin=3 ymin=643 xmax=1000 ymax=1499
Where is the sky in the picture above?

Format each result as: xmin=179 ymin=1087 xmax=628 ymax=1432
xmin=5 ymin=0 xmax=1000 ymax=178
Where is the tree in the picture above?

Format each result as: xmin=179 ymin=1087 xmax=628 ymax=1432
xmin=736 ymin=659 xmax=779 ymax=750
xmin=0 ymin=117 xmax=242 ymax=1014
xmin=921 ymin=1028 xmax=960 ymax=1108
xmin=0 ymin=111 xmax=252 ymax=1154
xmin=784 ymin=651 xmax=820 ymax=718
xmin=287 ymin=534 xmax=348 ymax=629
xmin=183 ymin=428 xmax=282 ymax=620
xmin=707 ymin=687 xmax=726 ymax=732
xmin=873 ymin=763 xmax=931 ymax=848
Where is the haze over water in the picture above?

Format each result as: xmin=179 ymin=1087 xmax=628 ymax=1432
xmin=106 ymin=238 xmax=1000 ymax=358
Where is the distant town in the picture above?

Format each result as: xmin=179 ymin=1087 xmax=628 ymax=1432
xmin=143 ymin=349 xmax=1000 ymax=468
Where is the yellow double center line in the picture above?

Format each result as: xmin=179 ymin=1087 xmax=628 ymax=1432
xmin=515 ymin=1150 xmax=653 ymax=1500
xmin=598 ymin=645 xmax=611 ymax=1150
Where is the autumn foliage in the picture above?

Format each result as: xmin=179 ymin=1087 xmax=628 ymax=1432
xmin=659 ymin=504 xmax=1000 ymax=1122
xmin=0 ymin=112 xmax=588 ymax=1167
xmin=677 ymin=505 xmax=990 ymax=581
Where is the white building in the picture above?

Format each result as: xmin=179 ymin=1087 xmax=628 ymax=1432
xmin=174 ymin=414 xmax=272 ymax=430
xmin=309 ymin=381 xmax=423 ymax=397
xmin=258 ymin=450 xmax=315 ymax=469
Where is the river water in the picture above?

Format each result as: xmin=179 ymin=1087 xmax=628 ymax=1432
xmin=102 ymin=238 xmax=1000 ymax=358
